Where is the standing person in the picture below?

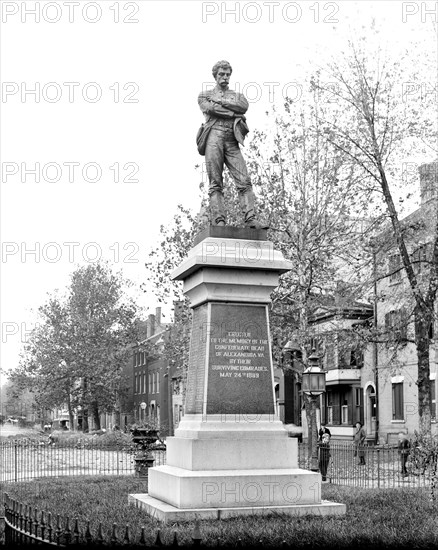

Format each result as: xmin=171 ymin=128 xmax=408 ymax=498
xmin=197 ymin=60 xmax=267 ymax=228
xmin=398 ymin=432 xmax=411 ymax=477
xmin=318 ymin=433 xmax=331 ymax=481
xmin=318 ymin=423 xmax=331 ymax=441
xmin=354 ymin=421 xmax=366 ymax=465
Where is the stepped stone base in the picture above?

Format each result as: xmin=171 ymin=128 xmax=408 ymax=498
xmin=128 ymin=493 xmax=346 ymax=523
xmin=165 ymin=436 xmax=298 ymax=470
xmin=148 ymin=466 xmax=320 ymax=509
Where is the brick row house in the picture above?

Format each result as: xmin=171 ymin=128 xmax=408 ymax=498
xmin=69 ymin=310 xmax=182 ymax=433
xmin=132 ymin=308 xmax=185 ymax=436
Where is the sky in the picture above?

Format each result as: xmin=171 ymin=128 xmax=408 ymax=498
xmin=1 ymin=0 xmax=437 ymax=380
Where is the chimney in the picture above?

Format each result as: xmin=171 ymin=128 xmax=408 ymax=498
xmin=419 ymin=161 xmax=438 ymax=205
xmin=155 ymin=307 xmax=162 ymax=327
xmin=147 ymin=314 xmax=155 ymax=338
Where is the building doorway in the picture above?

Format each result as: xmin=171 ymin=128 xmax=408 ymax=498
xmin=365 ymin=384 xmax=377 ymax=441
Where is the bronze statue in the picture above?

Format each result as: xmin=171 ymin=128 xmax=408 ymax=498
xmin=197 ymin=60 xmax=267 ymax=228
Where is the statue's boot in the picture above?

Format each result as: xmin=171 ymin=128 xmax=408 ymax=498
xmin=210 ymin=191 xmax=226 ymax=226
xmin=240 ymin=189 xmax=269 ymax=229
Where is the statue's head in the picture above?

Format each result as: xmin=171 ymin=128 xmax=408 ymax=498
xmin=212 ymin=60 xmax=233 ymax=79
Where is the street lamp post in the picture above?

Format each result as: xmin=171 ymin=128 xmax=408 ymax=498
xmin=302 ymin=350 xmax=326 ymax=472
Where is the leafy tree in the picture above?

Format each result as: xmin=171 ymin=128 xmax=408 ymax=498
xmin=13 ymin=263 xmax=143 ymax=431
xmin=314 ymin=36 xmax=438 ymax=434
xmin=244 ymin=93 xmax=372 ymax=457
xmin=144 ymin=205 xmax=205 ymax=307
xmin=11 ymin=295 xmax=78 ymax=427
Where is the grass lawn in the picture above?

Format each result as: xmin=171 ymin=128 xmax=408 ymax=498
xmin=2 ymin=477 xmax=438 ymax=548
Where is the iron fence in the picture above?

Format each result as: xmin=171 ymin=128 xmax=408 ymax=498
xmin=3 ymin=493 xmax=202 ymax=547
xmin=2 ymin=438 xmax=436 ymax=491
xmin=298 ymin=441 xmax=436 ymax=488
xmin=0 ymin=440 xmax=166 ymax=483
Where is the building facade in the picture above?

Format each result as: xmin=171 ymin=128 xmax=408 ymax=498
xmin=277 ymin=161 xmax=438 ymax=443
xmin=309 ymin=301 xmax=375 ymax=441
xmin=373 ymin=161 xmax=437 ymax=442
xmin=132 ymin=307 xmax=185 ymax=436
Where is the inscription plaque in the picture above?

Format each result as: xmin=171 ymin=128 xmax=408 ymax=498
xmin=185 ymin=303 xmax=208 ymax=414
xmin=206 ymin=303 xmax=275 ymax=415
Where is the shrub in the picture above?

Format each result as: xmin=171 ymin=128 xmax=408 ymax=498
xmin=408 ymin=431 xmax=438 ymax=501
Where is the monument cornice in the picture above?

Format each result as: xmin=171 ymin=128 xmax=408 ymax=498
xmin=171 ymin=235 xmax=293 ymax=281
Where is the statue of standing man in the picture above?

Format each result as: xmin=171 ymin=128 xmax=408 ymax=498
xmin=197 ymin=60 xmax=267 ymax=229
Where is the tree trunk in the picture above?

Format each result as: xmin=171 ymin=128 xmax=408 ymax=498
xmin=81 ymin=377 xmax=89 ymax=432
xmin=66 ymin=395 xmax=74 ymax=431
xmin=91 ymin=402 xmax=101 ymax=431
xmin=83 ymin=409 xmax=89 ymax=433
xmin=415 ymin=305 xmax=432 ymax=435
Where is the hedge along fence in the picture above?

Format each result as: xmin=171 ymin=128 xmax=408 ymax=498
xmin=3 ymin=493 xmax=203 ymax=547
xmin=0 ymin=439 xmax=166 ymax=483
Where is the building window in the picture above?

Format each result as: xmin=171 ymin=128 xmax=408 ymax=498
xmin=156 ymin=372 xmax=160 ymax=394
xmin=350 ymin=349 xmax=364 ymax=368
xmin=327 ymin=391 xmax=333 ymax=424
xmin=388 ymin=254 xmax=402 ymax=282
xmin=134 ymin=353 xmax=137 ymax=367
xmin=149 ymin=373 xmax=152 ymax=394
xmin=134 ymin=374 xmax=137 ymax=395
xmin=355 ymin=387 xmax=362 ymax=422
xmin=392 ymin=382 xmax=404 ymax=420
xmin=341 ymin=400 xmax=349 ymax=425
xmin=431 ymin=380 xmax=436 ymax=421
xmin=355 ymin=388 xmax=361 ymax=404
xmin=385 ymin=309 xmax=408 ymax=341
xmin=327 ymin=408 xmax=333 ymax=424
xmin=412 ymin=243 xmax=430 ymax=274
xmin=143 ymin=373 xmax=147 ymax=395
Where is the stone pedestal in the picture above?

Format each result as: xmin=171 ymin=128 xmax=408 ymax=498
xmin=129 ymin=227 xmax=346 ymax=522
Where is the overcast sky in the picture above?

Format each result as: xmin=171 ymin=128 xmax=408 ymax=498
xmin=1 ymin=0 xmax=436 ymax=379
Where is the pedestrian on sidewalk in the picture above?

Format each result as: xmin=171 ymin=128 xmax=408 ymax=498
xmin=318 ymin=423 xmax=331 ymax=442
xmin=398 ymin=432 xmax=411 ymax=477
xmin=318 ymin=432 xmax=331 ymax=481
xmin=354 ymin=421 xmax=366 ymax=465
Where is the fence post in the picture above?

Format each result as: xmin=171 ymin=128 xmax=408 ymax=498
xmin=14 ymin=442 xmax=18 ymax=483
